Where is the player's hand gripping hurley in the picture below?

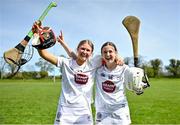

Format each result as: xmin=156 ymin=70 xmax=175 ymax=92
xmin=122 ymin=16 xmax=150 ymax=94
xmin=3 ymin=2 xmax=57 ymax=67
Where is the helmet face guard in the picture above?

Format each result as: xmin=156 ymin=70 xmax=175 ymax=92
xmin=32 ymin=26 xmax=56 ymax=49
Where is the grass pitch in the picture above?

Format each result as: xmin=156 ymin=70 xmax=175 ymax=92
xmin=127 ymin=78 xmax=180 ymax=124
xmin=0 ymin=78 xmax=180 ymax=124
xmin=0 ymin=79 xmax=60 ymax=124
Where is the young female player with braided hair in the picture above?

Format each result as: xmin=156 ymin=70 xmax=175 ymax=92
xmin=32 ymin=21 xmax=102 ymax=124
xmin=95 ymin=42 xmax=148 ymax=125
xmin=38 ymin=39 xmax=101 ymax=125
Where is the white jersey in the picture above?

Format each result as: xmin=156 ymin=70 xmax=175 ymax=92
xmin=57 ymin=56 xmax=101 ymax=108
xmin=95 ymin=64 xmax=132 ymax=112
xmin=55 ymin=56 xmax=101 ymax=125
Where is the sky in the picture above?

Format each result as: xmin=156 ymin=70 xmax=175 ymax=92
xmin=0 ymin=0 xmax=180 ymax=74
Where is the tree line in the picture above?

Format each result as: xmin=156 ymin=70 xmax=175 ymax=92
xmin=124 ymin=57 xmax=180 ymax=78
xmin=0 ymin=57 xmax=180 ymax=79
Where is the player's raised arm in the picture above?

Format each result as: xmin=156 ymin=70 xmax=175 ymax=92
xmin=38 ymin=49 xmax=58 ymax=66
xmin=57 ymin=31 xmax=77 ymax=59
xmin=31 ymin=21 xmax=58 ymax=66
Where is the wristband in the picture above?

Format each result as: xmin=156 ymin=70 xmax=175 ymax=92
xmin=24 ymin=35 xmax=31 ymax=42
xmin=15 ymin=43 xmax=25 ymax=52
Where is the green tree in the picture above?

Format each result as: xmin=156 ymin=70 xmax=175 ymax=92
xmin=149 ymin=58 xmax=163 ymax=77
xmin=124 ymin=55 xmax=145 ymax=67
xmin=35 ymin=58 xmax=54 ymax=74
xmin=22 ymin=71 xmax=38 ymax=79
xmin=165 ymin=59 xmax=180 ymax=77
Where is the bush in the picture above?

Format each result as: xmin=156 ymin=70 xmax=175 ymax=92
xmin=22 ymin=71 xmax=38 ymax=79
xmin=39 ymin=71 xmax=48 ymax=78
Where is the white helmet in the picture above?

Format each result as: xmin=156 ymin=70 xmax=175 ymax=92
xmin=126 ymin=67 xmax=150 ymax=95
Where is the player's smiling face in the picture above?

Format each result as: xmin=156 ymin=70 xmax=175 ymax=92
xmin=102 ymin=45 xmax=117 ymax=64
xmin=77 ymin=43 xmax=92 ymax=63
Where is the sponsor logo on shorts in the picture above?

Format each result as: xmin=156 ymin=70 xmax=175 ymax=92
xmin=74 ymin=73 xmax=88 ymax=85
xmin=102 ymin=80 xmax=116 ymax=93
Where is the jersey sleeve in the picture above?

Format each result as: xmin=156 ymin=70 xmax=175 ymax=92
xmin=57 ymin=56 xmax=66 ymax=68
xmin=89 ymin=55 xmax=102 ymax=68
xmin=124 ymin=66 xmax=134 ymax=91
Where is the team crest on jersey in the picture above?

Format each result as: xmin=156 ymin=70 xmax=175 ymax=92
xmin=100 ymin=73 xmax=105 ymax=77
xmin=74 ymin=73 xmax=88 ymax=85
xmin=102 ymin=80 xmax=116 ymax=93
xmin=96 ymin=112 xmax=102 ymax=122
